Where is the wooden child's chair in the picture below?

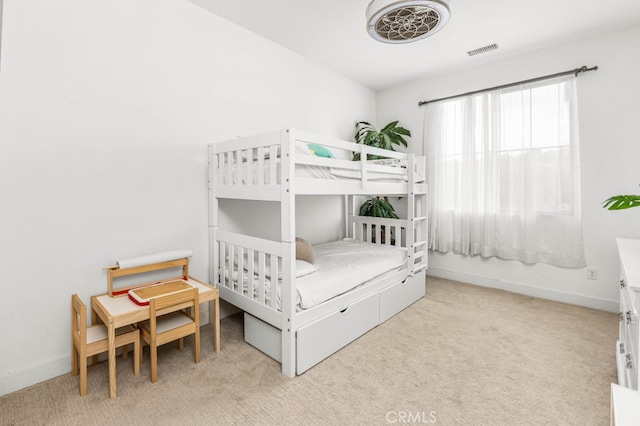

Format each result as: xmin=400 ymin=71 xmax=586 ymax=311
xmin=138 ymin=288 xmax=200 ymax=383
xmin=71 ymin=294 xmax=140 ymax=396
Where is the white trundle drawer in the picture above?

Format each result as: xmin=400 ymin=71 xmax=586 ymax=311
xmin=379 ymin=271 xmax=425 ymax=324
xmin=244 ymin=313 xmax=282 ymax=363
xmin=296 ymin=292 xmax=380 ymax=374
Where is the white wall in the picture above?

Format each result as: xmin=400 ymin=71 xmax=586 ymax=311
xmin=0 ymin=1 xmax=3 ymax=66
xmin=377 ymin=24 xmax=640 ymax=313
xmin=0 ymin=0 xmax=374 ymax=395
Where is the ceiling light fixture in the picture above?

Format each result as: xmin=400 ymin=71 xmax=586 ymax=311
xmin=366 ymin=0 xmax=451 ymax=44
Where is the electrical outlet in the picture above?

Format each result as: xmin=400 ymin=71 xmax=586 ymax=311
xmin=587 ymin=268 xmax=598 ymax=280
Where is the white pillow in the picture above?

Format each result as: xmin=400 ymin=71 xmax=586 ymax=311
xmin=294 ymin=259 xmax=319 ymax=278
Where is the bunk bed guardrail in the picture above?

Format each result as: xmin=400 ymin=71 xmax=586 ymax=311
xmin=208 ymin=128 xmax=425 ymax=195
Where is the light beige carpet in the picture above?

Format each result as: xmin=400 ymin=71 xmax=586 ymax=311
xmin=0 ymin=277 xmax=618 ymax=425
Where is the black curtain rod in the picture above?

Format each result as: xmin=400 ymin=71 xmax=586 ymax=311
xmin=417 ymin=65 xmax=598 ymax=107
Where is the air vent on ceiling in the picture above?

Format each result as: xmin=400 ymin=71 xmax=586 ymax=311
xmin=467 ymin=43 xmax=498 ymax=56
xmin=366 ymin=0 xmax=451 ymax=44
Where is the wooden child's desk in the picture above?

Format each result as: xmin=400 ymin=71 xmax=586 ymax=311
xmin=92 ymin=256 xmax=219 ymax=399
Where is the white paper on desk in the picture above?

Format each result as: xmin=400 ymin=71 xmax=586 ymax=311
xmin=117 ymin=249 xmax=193 ymax=269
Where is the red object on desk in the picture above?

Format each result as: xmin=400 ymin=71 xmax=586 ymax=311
xmin=127 ymin=280 xmax=193 ymax=306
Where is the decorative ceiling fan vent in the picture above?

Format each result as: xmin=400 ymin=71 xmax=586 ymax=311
xmin=467 ymin=43 xmax=498 ymax=56
xmin=366 ymin=0 xmax=451 ymax=44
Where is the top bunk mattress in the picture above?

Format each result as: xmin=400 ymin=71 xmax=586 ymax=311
xmin=213 ymin=141 xmax=425 ymax=186
xmin=224 ymin=160 xmax=424 ymax=184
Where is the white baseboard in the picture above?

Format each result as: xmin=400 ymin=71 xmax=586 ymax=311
xmin=427 ymin=267 xmax=618 ymax=313
xmin=0 ymin=354 xmax=70 ymax=397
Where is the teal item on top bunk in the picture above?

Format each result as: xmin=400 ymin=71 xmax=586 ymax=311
xmin=307 ymin=144 xmax=334 ymax=158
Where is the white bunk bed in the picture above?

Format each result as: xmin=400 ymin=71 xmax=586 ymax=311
xmin=208 ymin=128 xmax=428 ymax=377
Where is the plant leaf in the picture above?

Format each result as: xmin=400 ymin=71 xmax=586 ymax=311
xmin=392 ymin=126 xmax=411 ymax=137
xmin=359 ymin=200 xmax=371 ymax=216
xmin=364 ymin=131 xmax=379 ymax=146
xmin=381 ymin=121 xmax=399 ymax=132
xmin=382 ymin=133 xmax=392 ymax=150
xmin=603 ymin=195 xmax=640 ymax=210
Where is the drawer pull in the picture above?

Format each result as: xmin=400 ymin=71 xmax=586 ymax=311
xmin=620 ymin=342 xmax=626 ymax=354
xmin=626 ymin=353 xmax=633 ymax=370
xmin=620 ymin=312 xmax=624 ymax=322
xmin=627 ymin=310 xmax=633 ymax=325
xmin=621 ymin=279 xmax=626 ymax=289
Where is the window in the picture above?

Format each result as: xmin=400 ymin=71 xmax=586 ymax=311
xmin=425 ymin=76 xmax=585 ymax=267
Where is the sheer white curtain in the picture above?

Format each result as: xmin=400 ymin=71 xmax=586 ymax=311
xmin=424 ymin=76 xmax=585 ymax=267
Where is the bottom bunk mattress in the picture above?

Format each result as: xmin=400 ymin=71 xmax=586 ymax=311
xmin=224 ymin=238 xmax=408 ymax=310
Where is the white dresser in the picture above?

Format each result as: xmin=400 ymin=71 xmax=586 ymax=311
xmin=616 ymin=238 xmax=640 ymax=391
xmin=611 ymin=384 xmax=640 ymax=425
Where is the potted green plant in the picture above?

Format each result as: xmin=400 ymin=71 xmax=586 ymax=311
xmin=353 ymin=121 xmax=411 ymax=161
xmin=359 ymin=196 xmax=398 ymax=244
xmin=359 ymin=196 xmax=399 ymax=219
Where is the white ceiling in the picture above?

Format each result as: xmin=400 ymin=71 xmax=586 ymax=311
xmin=188 ymin=0 xmax=640 ymax=90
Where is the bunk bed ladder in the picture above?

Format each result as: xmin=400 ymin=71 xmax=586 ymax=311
xmin=408 ymin=155 xmax=428 ymax=275
xmin=412 ymin=189 xmax=428 ymax=274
